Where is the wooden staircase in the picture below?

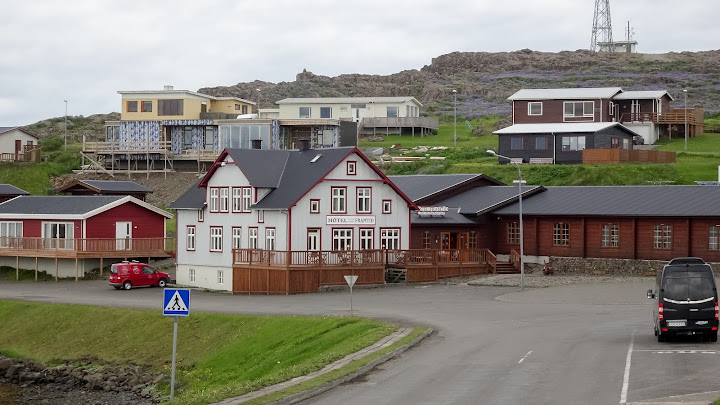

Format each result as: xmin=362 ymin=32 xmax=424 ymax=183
xmin=495 ymin=262 xmax=520 ymax=274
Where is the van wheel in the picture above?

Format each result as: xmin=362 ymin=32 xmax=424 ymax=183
xmin=157 ymin=278 xmax=167 ymax=288
xmin=123 ymin=281 xmax=132 ymax=290
xmin=657 ymin=333 xmax=665 ymax=342
xmin=710 ymin=331 xmax=718 ymax=343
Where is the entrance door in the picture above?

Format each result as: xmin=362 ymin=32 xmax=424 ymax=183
xmin=307 ymin=229 xmax=320 ymax=250
xmin=631 ymin=100 xmax=640 ymax=121
xmin=116 ymin=222 xmax=132 ymax=250
xmin=15 ymin=140 xmax=21 ymax=160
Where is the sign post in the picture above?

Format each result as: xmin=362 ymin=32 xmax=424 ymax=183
xmin=163 ymin=289 xmax=190 ymax=402
xmin=344 ymin=275 xmax=358 ymax=316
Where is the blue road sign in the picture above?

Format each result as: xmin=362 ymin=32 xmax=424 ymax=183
xmin=163 ymin=289 xmax=190 ymax=317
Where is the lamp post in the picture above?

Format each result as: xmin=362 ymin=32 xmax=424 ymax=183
xmin=256 ymin=88 xmax=261 ymax=115
xmin=452 ymin=89 xmax=457 ymax=147
xmin=486 ymin=150 xmax=524 ymax=292
xmin=683 ymin=89 xmax=688 ymax=153
xmin=64 ymin=100 xmax=68 ymax=151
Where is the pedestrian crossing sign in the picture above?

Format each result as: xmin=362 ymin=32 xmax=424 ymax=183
xmin=163 ymin=289 xmax=190 ymax=317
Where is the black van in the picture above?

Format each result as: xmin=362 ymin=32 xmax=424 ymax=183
xmin=647 ymin=257 xmax=718 ymax=342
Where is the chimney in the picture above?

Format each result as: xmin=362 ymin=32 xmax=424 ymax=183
xmin=298 ymin=139 xmax=311 ymax=152
xmin=251 ymin=139 xmax=262 ymax=150
xmin=164 ymin=85 xmax=174 ymax=91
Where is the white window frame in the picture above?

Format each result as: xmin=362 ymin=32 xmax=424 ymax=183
xmin=601 ymin=224 xmax=619 ymax=248
xmin=563 ymin=101 xmax=595 ymax=118
xmin=356 ymin=187 xmax=371 ymax=214
xmin=217 ymin=270 xmax=224 ymax=285
xmin=528 ymin=102 xmax=542 ymax=116
xmin=42 ymin=222 xmax=74 ymax=250
xmin=189 ymin=268 xmax=195 ymax=282
xmin=265 ymin=228 xmax=276 ymax=250
xmin=380 ymin=228 xmax=400 ymax=250
xmin=186 ymin=226 xmax=196 ymax=251
xmin=561 ymin=136 xmax=586 ymax=151
xmin=359 ymin=228 xmax=374 ymax=250
xmin=232 ymin=187 xmax=242 ymax=212
xmin=242 ymin=187 xmax=253 ymax=213
xmin=209 ymin=188 xmax=219 ymax=212
xmin=232 ymin=227 xmax=242 ymax=250
xmin=382 ymin=200 xmax=391 ymax=214
xmin=333 ymin=228 xmax=353 ymax=251
xmin=210 ymin=227 xmax=223 ymax=252
xmin=0 ymin=221 xmax=22 ymax=248
xmin=310 ymin=199 xmax=320 ymax=214
xmin=320 ymin=107 xmax=332 ymax=118
xmin=198 ymin=209 xmax=204 ymax=222
xmin=710 ymin=225 xmax=719 ymax=251
xmin=332 ymin=187 xmax=346 ymax=213
xmin=299 ymin=106 xmax=311 ymax=118
xmin=219 ymin=188 xmax=229 ymax=212
xmin=249 ymin=227 xmax=258 ymax=249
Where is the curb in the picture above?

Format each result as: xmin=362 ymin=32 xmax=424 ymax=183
xmin=269 ymin=328 xmax=433 ymax=405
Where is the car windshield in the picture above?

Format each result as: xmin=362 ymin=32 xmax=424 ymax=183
xmin=663 ymin=276 xmax=715 ymax=301
xmin=110 ymin=265 xmax=119 ymax=274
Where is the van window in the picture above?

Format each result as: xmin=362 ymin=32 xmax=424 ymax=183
xmin=663 ymin=276 xmax=715 ymax=301
xmin=110 ymin=265 xmax=119 ymax=275
xmin=142 ymin=266 xmax=155 ymax=274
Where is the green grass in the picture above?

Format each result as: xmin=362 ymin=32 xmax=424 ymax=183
xmin=0 ymin=266 xmax=56 ymax=281
xmin=0 ymin=300 xmax=395 ymax=405
xmin=360 ymin=118 xmax=500 ymax=149
xmin=654 ymin=132 xmax=720 ymax=154
xmin=0 ymin=139 xmax=82 ymax=195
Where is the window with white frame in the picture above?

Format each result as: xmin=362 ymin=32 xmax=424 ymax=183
xmin=310 ymin=199 xmax=320 ymax=214
xmin=653 ymin=224 xmax=672 ymax=249
xmin=299 ymin=107 xmax=311 ymax=118
xmin=258 ymin=210 xmax=264 ymax=223
xmin=347 ymin=161 xmax=356 ymax=175
xmin=217 ymin=270 xmax=224 ymax=285
xmin=382 ymin=200 xmax=391 ymax=214
xmin=42 ymin=222 xmax=74 ymax=249
xmin=232 ymin=227 xmax=242 ymax=249
xmin=186 ymin=226 xmax=196 ymax=251
xmin=320 ymin=107 xmax=332 ymax=118
xmin=0 ymin=222 xmax=22 ymax=248
xmin=242 ymin=187 xmax=252 ymax=212
xmin=232 ymin=188 xmax=242 ymax=212
xmin=210 ymin=227 xmax=223 ymax=252
xmin=528 ymin=102 xmax=542 ymax=115
xmin=561 ymin=136 xmax=586 ymax=151
xmin=380 ymin=228 xmax=400 ymax=250
xmin=249 ymin=228 xmax=258 ymax=249
xmin=219 ymin=188 xmax=229 ymax=212
xmin=359 ymin=228 xmax=374 ymax=250
xmin=601 ymin=224 xmax=619 ymax=248
xmin=387 ymin=106 xmax=398 ymax=118
xmin=333 ymin=229 xmax=352 ymax=250
xmin=265 ymin=228 xmax=276 ymax=250
xmin=710 ymin=225 xmax=720 ymax=250
xmin=563 ymin=101 xmax=594 ymax=118
xmin=553 ymin=223 xmax=569 ymax=246
xmin=189 ymin=268 xmax=195 ymax=282
xmin=507 ymin=222 xmax=520 ymax=245
xmin=210 ymin=188 xmax=219 ymax=212
xmin=332 ymin=187 xmax=346 ymax=213
xmin=422 ymin=231 xmax=431 ymax=249
xmin=357 ymin=188 xmax=371 ymax=213
xmin=198 ymin=209 xmax=204 ymax=222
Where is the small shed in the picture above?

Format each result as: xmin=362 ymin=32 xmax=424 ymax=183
xmin=56 ymin=180 xmax=152 ymax=201
xmin=0 ymin=184 xmax=29 ymax=203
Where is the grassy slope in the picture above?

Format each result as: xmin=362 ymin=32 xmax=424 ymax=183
xmin=0 ymin=300 xmax=394 ymax=405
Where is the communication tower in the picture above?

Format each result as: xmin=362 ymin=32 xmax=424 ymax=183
xmin=590 ymin=0 xmax=614 ymax=52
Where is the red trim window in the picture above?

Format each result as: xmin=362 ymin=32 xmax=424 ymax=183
xmin=242 ymin=187 xmax=253 ymax=213
xmin=219 ymin=187 xmax=229 ymax=212
xmin=249 ymin=227 xmax=259 ymax=249
xmin=310 ymin=199 xmax=320 ymax=214
xmin=265 ymin=228 xmax=276 ymax=250
xmin=209 ymin=188 xmax=219 ymax=213
xmin=331 ymin=187 xmax=347 ymax=214
xmin=186 ymin=226 xmax=196 ymax=251
xmin=380 ymin=228 xmax=400 ymax=250
xmin=359 ymin=228 xmax=374 ymax=250
xmin=232 ymin=227 xmax=242 ymax=249
xmin=332 ymin=228 xmax=353 ymax=250
xmin=198 ymin=209 xmax=204 ymax=222
xmin=347 ymin=161 xmax=357 ymax=175
xmin=210 ymin=227 xmax=223 ymax=252
xmin=307 ymin=228 xmax=321 ymax=251
xmin=232 ymin=187 xmax=242 ymax=212
xmin=356 ymin=187 xmax=371 ymax=214
xmin=382 ymin=200 xmax=392 ymax=214
xmin=258 ymin=210 xmax=264 ymax=223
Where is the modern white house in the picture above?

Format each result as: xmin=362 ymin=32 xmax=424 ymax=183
xmin=170 ymin=142 xmax=417 ymax=292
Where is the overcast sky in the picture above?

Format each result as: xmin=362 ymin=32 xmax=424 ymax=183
xmin=1 ymin=0 xmax=718 ymax=126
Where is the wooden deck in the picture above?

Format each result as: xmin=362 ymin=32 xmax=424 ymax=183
xmin=0 ymin=237 xmax=174 ymax=259
xmin=232 ymin=248 xmax=496 ymax=294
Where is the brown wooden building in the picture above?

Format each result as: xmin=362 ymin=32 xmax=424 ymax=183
xmin=56 ymin=180 xmax=152 ymax=201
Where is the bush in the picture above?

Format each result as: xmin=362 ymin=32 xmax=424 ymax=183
xmin=39 ymin=136 xmax=63 ymax=152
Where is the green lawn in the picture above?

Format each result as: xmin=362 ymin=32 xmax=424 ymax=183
xmin=360 ymin=116 xmax=500 ymax=149
xmin=0 ymin=300 xmax=395 ymax=405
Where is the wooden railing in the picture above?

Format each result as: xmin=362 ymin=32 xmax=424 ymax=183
xmin=361 ymin=117 xmax=439 ymax=130
xmin=0 ymin=145 xmax=41 ymax=163
xmin=620 ymin=110 xmax=702 ymax=125
xmin=233 ymin=248 xmax=492 ymax=267
xmin=0 ymin=237 xmax=174 ymax=255
xmin=510 ymin=249 xmax=521 ymax=272
xmin=82 ymin=140 xmax=173 ymax=154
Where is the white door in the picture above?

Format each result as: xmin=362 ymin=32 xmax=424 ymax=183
xmin=116 ymin=222 xmax=132 ymax=250
xmin=307 ymin=229 xmax=320 ymax=251
xmin=631 ymin=100 xmax=640 ymax=121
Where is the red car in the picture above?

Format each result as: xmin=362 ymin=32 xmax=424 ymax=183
xmin=109 ymin=261 xmax=169 ymax=290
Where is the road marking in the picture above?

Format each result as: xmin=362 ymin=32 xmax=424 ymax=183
xmin=518 ymin=350 xmax=533 ymax=364
xmin=635 ymin=350 xmax=716 ymax=354
xmin=619 ymin=331 xmax=635 ymax=405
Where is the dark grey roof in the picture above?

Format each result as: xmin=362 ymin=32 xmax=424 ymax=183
xmin=227 ymin=148 xmax=356 ymax=209
xmin=435 ymin=186 xmax=545 ymax=215
xmin=0 ymin=184 xmax=28 ymax=196
xmin=388 ymin=174 xmax=484 ymax=202
xmin=411 ymin=208 xmax=479 ymax=225
xmin=80 ymin=180 xmax=152 ymax=193
xmin=0 ymin=196 xmax=124 ymax=215
xmin=493 ymin=185 xmax=720 ymax=217
xmin=169 ymin=179 xmax=205 ymax=210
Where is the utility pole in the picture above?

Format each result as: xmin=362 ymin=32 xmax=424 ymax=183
xmin=64 ymin=100 xmax=68 ymax=151
xmin=453 ymin=89 xmax=457 ymax=147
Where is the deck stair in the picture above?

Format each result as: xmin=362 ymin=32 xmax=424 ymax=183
xmin=385 ymin=267 xmax=406 ymax=283
xmin=495 ymin=262 xmax=520 ymax=275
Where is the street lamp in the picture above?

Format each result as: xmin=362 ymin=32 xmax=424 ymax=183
xmin=453 ymin=89 xmax=457 ymax=147
xmin=683 ymin=89 xmax=688 ymax=153
xmin=64 ymin=100 xmax=68 ymax=151
xmin=486 ymin=149 xmax=525 ymax=292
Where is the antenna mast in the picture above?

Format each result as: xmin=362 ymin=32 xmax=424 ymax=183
xmin=590 ymin=0 xmax=614 ymax=52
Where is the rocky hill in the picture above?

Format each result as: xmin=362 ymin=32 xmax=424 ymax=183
xmin=24 ymin=112 xmax=120 ymax=142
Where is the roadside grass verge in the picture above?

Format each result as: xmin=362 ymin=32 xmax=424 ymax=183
xmin=0 ymin=300 xmax=395 ymax=405
xmin=0 ymin=266 xmax=56 ymax=281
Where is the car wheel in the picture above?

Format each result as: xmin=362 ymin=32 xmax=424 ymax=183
xmin=711 ymin=331 xmax=718 ymax=343
xmin=123 ymin=281 xmax=132 ymax=290
xmin=157 ymin=278 xmax=167 ymax=288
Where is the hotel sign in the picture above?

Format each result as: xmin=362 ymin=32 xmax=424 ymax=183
xmin=417 ymin=206 xmax=449 ymax=217
xmin=326 ymin=215 xmax=376 ymax=225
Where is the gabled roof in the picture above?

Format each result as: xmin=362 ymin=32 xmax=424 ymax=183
xmin=0 ymin=195 xmax=172 ymax=219
xmin=494 ymin=122 xmax=639 ymax=136
xmin=613 ymin=90 xmax=674 ymax=101
xmin=435 ymin=186 xmax=546 ymax=215
xmin=56 ymin=180 xmax=152 ymax=194
xmin=276 ymin=97 xmax=422 ymax=106
xmin=169 ymin=179 xmax=205 ymax=210
xmin=493 ymin=185 xmax=720 ymax=217
xmin=198 ymin=147 xmax=417 ymax=211
xmin=0 ymin=184 xmax=28 ymax=196
xmin=508 ymin=87 xmax=623 ymax=101
xmin=388 ymin=174 xmax=504 ymax=203
xmin=0 ymin=127 xmax=39 ymax=139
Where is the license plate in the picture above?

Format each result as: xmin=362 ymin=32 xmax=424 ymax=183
xmin=667 ymin=320 xmax=686 ymax=327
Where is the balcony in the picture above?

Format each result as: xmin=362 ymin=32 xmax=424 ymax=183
xmin=0 ymin=237 xmax=174 ymax=259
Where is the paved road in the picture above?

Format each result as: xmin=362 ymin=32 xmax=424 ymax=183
xmin=1 ymin=280 xmax=719 ymax=405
